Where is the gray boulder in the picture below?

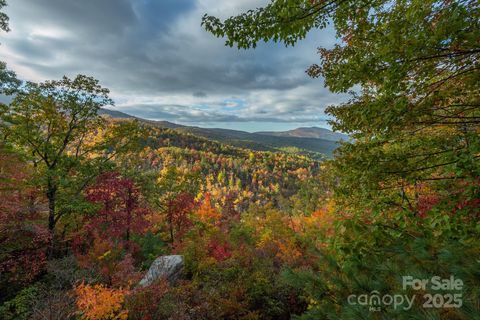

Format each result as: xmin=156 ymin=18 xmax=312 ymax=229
xmin=138 ymin=255 xmax=183 ymax=287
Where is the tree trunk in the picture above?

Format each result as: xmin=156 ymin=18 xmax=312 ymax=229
xmin=169 ymin=210 xmax=174 ymax=244
xmin=46 ymin=176 xmax=58 ymax=257
xmin=126 ymin=188 xmax=133 ymax=242
xmin=47 ymin=178 xmax=57 ymax=232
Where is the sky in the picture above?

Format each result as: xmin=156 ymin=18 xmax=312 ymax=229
xmin=0 ymin=0 xmax=346 ymax=132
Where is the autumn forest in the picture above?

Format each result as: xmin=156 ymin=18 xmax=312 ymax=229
xmin=0 ymin=0 xmax=479 ymax=319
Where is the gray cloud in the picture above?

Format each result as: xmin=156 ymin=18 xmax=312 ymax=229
xmin=193 ymin=91 xmax=207 ymax=98
xmin=0 ymin=0 xmax=345 ymax=131
xmin=119 ymin=103 xmax=330 ymax=123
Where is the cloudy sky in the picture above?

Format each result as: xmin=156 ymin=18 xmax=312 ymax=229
xmin=0 ymin=0 xmax=346 ymax=132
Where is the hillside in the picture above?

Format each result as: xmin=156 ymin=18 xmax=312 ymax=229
xmin=100 ymin=108 xmax=342 ymax=157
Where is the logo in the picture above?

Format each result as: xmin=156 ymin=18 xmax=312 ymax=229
xmin=347 ymin=275 xmax=463 ymax=311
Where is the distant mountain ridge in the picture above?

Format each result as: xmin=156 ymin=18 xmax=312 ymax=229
xmin=99 ymin=108 xmax=184 ymax=129
xmin=98 ymin=108 xmax=136 ymax=119
xmin=99 ymin=108 xmax=345 ymax=157
xmin=256 ymin=127 xmax=347 ymax=142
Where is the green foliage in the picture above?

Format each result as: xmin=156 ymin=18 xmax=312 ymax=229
xmin=2 ymin=75 xmax=111 ymax=163
xmin=0 ymin=61 xmax=19 ymax=95
xmin=290 ymin=176 xmax=329 ymax=215
xmin=0 ymin=284 xmax=39 ymax=320
xmin=0 ymin=0 xmax=9 ymax=33
xmin=133 ymin=232 xmax=168 ymax=270
xmin=0 ymin=75 xmax=111 ymax=232
xmin=202 ymin=0 xmax=331 ymax=48
xmin=0 ymin=2 xmax=19 ymax=95
xmin=284 ymin=220 xmax=480 ymax=319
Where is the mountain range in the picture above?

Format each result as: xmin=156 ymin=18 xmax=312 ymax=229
xmin=99 ymin=108 xmax=347 ymax=157
xmin=256 ymin=127 xmax=345 ymax=142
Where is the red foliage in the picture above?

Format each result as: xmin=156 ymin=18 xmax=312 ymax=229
xmin=0 ymin=149 xmax=50 ymax=283
xmin=207 ymin=239 xmax=232 ymax=261
xmin=165 ymin=192 xmax=196 ymax=244
xmin=455 ymin=198 xmax=480 ymax=212
xmin=84 ymin=172 xmax=150 ymax=246
xmin=453 ymin=178 xmax=480 ymax=217
xmin=125 ymin=279 xmax=170 ymax=320
xmin=111 ymin=254 xmax=142 ymax=287
xmin=74 ymin=172 xmax=150 ymax=283
xmin=417 ymin=194 xmax=441 ymax=218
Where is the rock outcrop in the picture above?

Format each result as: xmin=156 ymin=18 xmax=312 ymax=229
xmin=138 ymin=255 xmax=183 ymax=287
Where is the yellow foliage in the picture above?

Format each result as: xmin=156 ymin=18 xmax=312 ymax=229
xmin=75 ymin=283 xmax=128 ymax=320
xmin=275 ymin=239 xmax=303 ymax=264
xmin=195 ymin=193 xmax=221 ymax=222
xmin=256 ymin=230 xmax=273 ymax=249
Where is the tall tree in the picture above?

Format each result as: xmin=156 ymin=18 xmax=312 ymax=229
xmin=0 ymin=75 xmax=142 ymax=248
xmin=1 ymin=75 xmax=110 ymax=234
